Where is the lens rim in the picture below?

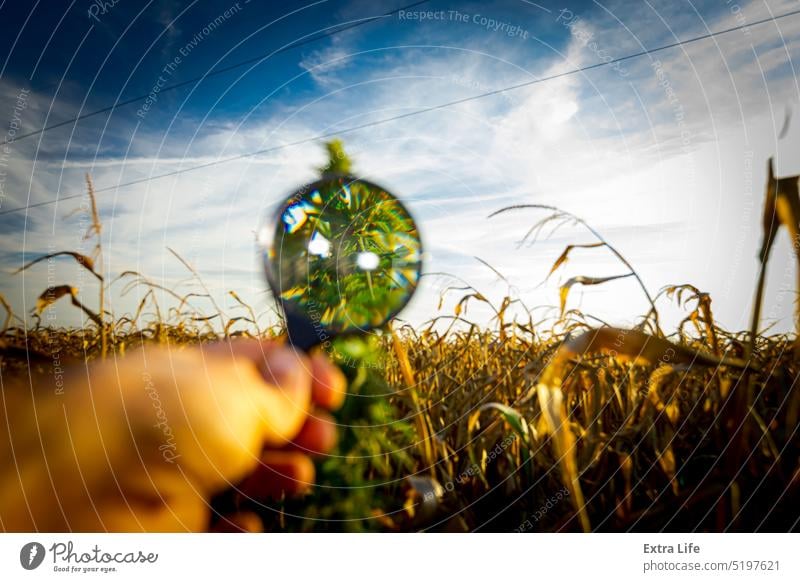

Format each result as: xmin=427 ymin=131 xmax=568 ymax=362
xmin=261 ymin=173 xmax=423 ymax=339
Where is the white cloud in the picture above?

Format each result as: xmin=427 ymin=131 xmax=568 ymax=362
xmin=299 ymin=43 xmax=354 ymax=88
xmin=2 ymin=0 xmax=800 ymax=335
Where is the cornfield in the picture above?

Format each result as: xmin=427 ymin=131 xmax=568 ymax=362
xmin=1 ymin=147 xmax=799 ymax=533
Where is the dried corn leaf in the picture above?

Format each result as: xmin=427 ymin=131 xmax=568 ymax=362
xmin=548 ymin=242 xmax=605 ymax=278
xmin=559 ymin=274 xmax=633 ymax=317
xmin=620 ymin=453 xmax=633 ymax=515
xmin=554 ymin=327 xmax=748 ymax=370
xmin=760 ymin=158 xmax=800 ymax=261
xmin=33 ymin=285 xmax=102 ymax=326
xmin=454 ymin=292 xmax=488 ymax=317
xmin=14 ymin=252 xmax=101 ymax=280
xmin=536 ymin=382 xmax=590 ymax=531
xmin=658 ymin=445 xmax=678 ymax=494
xmin=35 ymin=285 xmax=77 ymax=314
xmin=0 ymin=292 xmax=12 ymax=332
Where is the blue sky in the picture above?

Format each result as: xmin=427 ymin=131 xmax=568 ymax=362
xmin=1 ymin=0 xmax=800 ymax=335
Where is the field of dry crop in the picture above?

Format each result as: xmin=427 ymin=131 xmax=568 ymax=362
xmin=1 ymin=148 xmax=799 ymax=532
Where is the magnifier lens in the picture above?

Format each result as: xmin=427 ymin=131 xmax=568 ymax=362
xmin=260 ymin=175 xmax=422 ymax=345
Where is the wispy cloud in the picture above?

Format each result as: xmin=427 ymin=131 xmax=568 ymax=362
xmin=2 ymin=0 xmax=799 ymax=333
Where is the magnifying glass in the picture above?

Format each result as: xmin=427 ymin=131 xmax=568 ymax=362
xmin=258 ymin=174 xmax=422 ymax=351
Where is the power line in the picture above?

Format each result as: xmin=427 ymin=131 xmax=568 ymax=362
xmin=2 ymin=7 xmax=799 ymax=217
xmin=0 ymin=0 xmax=433 ymax=146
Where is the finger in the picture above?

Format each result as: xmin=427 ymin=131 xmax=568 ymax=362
xmin=204 ymin=340 xmax=342 ymax=412
xmin=289 ymin=411 xmax=338 ymax=456
xmin=203 ymin=339 xmax=302 ymax=382
xmin=253 ymin=348 xmax=314 ymax=447
xmin=259 ymin=346 xmax=312 ymax=400
xmin=213 ymin=341 xmax=316 ymax=410
xmin=237 ymin=451 xmax=315 ymax=501
xmin=197 ymin=345 xmax=313 ymax=454
xmin=310 ymin=351 xmax=347 ymax=411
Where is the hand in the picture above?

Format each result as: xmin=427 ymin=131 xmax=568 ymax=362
xmin=0 ymin=341 xmax=346 ymax=532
